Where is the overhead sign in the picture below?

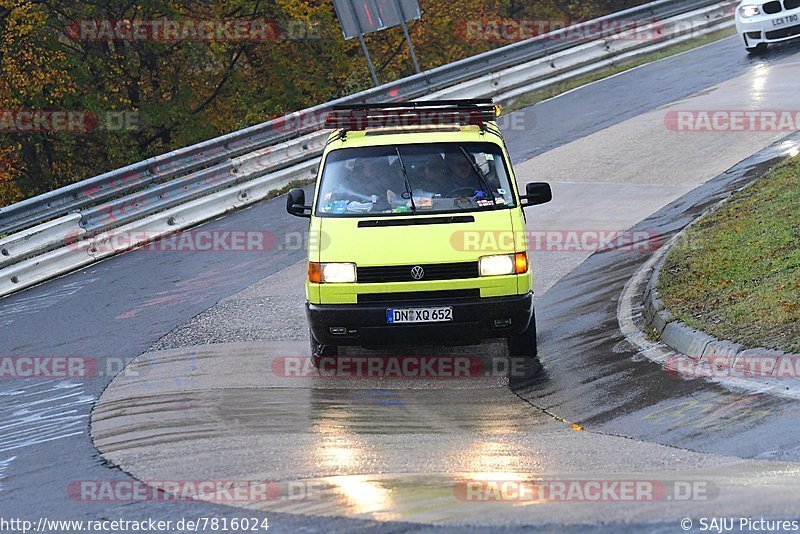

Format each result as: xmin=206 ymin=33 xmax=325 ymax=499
xmin=333 ymin=0 xmax=421 ymax=40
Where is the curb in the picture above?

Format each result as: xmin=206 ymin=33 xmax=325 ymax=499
xmin=617 ymin=132 xmax=800 ymax=398
xmin=643 ymin=207 xmax=800 ymax=384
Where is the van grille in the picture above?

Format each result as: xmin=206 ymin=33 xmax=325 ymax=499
xmin=357 ymin=262 xmax=479 ymax=283
xmin=357 ymin=289 xmax=480 ymax=303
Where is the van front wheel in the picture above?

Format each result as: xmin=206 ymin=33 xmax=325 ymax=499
xmin=507 ymin=314 xmax=538 ymax=359
xmin=310 ymin=330 xmax=338 ymax=368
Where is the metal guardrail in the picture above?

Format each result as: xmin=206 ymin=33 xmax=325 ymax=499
xmin=428 ymin=2 xmax=735 ymax=102
xmin=0 ymin=0 xmax=729 ymax=236
xmin=0 ymin=0 xmax=735 ymax=297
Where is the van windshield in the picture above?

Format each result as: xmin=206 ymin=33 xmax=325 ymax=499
xmin=315 ymin=142 xmax=516 ymax=216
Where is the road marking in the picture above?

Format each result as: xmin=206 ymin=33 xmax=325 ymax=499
xmin=0 ymin=380 xmax=94 ymax=454
xmin=0 ymin=278 xmax=98 ymax=326
xmin=0 ymin=455 xmax=14 ymax=492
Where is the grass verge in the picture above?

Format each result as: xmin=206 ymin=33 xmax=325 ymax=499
xmin=658 ymin=156 xmax=800 ymax=353
xmin=504 ymin=27 xmax=736 ymax=112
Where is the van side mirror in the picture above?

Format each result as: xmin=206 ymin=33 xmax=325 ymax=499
xmin=520 ymin=182 xmax=552 ymax=207
xmin=286 ymin=188 xmax=311 ymax=218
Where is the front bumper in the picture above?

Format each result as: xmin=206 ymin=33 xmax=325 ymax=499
xmin=737 ymin=9 xmax=800 ymax=45
xmin=307 ymin=292 xmax=534 ymax=346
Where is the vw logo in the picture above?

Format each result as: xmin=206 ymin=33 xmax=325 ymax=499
xmin=410 ymin=266 xmax=425 ymax=280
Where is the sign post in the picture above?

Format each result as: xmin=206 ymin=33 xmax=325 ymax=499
xmin=394 ymin=0 xmax=421 ymax=74
xmin=343 ymin=0 xmax=381 ymax=86
xmin=332 ymin=0 xmax=422 ymax=87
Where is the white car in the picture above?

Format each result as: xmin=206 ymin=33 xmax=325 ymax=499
xmin=736 ymin=0 xmax=800 ymax=52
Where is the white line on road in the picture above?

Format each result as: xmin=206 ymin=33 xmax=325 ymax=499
xmin=0 ymin=381 xmax=94 ymax=454
xmin=0 ymin=455 xmax=14 ymax=492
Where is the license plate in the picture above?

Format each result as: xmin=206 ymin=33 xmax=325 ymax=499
xmin=773 ymin=14 xmax=799 ymax=26
xmin=387 ymin=307 xmax=453 ymax=324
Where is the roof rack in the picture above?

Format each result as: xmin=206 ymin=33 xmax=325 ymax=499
xmin=325 ymin=99 xmax=499 ymax=131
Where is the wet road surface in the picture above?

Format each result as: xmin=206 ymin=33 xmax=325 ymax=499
xmin=91 ymin=136 xmax=800 ymax=527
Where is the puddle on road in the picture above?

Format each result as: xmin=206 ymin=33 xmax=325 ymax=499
xmin=90 ymin=340 xmax=571 ymax=524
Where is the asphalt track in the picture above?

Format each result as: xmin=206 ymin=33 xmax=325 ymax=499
xmin=2 ymin=35 xmax=800 ymax=532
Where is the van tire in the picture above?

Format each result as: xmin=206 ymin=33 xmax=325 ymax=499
xmin=507 ymin=313 xmax=538 ymax=359
xmin=310 ymin=330 xmax=338 ymax=368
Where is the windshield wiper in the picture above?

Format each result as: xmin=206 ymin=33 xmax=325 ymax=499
xmin=395 ymin=147 xmax=417 ymax=213
xmin=459 ymin=147 xmax=497 ymax=206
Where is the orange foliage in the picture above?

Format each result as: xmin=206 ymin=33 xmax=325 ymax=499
xmin=0 ymin=146 xmax=24 ymax=207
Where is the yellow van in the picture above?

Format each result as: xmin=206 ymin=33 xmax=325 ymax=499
xmin=286 ymin=100 xmax=551 ymax=366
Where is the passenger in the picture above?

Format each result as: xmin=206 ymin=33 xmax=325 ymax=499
xmin=420 ymin=153 xmax=447 ymax=191
xmin=443 ymin=151 xmax=480 ymax=194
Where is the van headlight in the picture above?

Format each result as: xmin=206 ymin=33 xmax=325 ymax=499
xmin=308 ymin=262 xmax=357 ymax=283
xmin=739 ymin=5 xmax=760 ymax=18
xmin=479 ymin=253 xmax=528 ymax=276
